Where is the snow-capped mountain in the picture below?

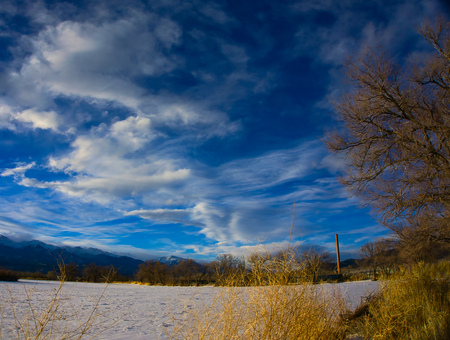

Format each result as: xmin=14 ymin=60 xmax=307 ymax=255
xmin=0 ymin=235 xmax=143 ymax=276
xmin=156 ymin=255 xmax=185 ymax=265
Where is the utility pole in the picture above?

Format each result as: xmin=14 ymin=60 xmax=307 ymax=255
xmin=335 ymin=234 xmax=341 ymax=274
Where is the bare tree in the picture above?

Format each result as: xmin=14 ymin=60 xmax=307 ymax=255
xmin=300 ymin=249 xmax=331 ymax=283
xmin=59 ymin=262 xmax=80 ymax=282
xmin=360 ymin=242 xmax=378 ymax=280
xmin=136 ymin=260 xmax=168 ymax=285
xmin=174 ymin=259 xmax=198 ymax=285
xmin=360 ymin=239 xmax=398 ymax=279
xmin=214 ymin=253 xmax=246 ymax=285
xmin=394 ymin=214 xmax=450 ymax=263
xmin=326 ymin=18 xmax=450 ymax=244
xmin=84 ymin=263 xmax=102 ymax=283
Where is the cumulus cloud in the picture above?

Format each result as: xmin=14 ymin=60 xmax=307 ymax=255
xmin=0 ymin=105 xmax=15 ymax=130
xmin=2 ymin=105 xmax=204 ymax=208
xmin=16 ymin=109 xmax=60 ymax=131
xmin=14 ymin=16 xmax=166 ymax=107
xmin=0 ymin=103 xmax=61 ymax=132
xmin=1 ymin=7 xmax=244 ymax=138
xmin=7 ymin=114 xmax=190 ymax=203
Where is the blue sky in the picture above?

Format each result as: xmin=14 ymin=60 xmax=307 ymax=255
xmin=0 ymin=0 xmax=448 ymax=261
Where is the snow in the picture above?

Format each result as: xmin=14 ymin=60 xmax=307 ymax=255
xmin=0 ymin=279 xmax=380 ymax=339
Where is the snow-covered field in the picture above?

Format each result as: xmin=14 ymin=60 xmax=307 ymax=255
xmin=0 ymin=279 xmax=380 ymax=339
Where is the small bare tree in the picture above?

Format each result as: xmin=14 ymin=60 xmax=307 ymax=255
xmin=326 ymin=18 xmax=450 ymax=246
xmin=360 ymin=241 xmax=378 ymax=280
xmin=300 ymin=249 xmax=331 ymax=283
xmin=360 ymin=239 xmax=398 ymax=279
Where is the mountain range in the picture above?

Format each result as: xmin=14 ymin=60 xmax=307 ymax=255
xmin=0 ymin=235 xmax=144 ymax=277
xmin=0 ymin=235 xmax=358 ymax=278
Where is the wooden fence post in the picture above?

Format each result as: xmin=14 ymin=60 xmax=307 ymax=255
xmin=335 ymin=234 xmax=341 ymax=275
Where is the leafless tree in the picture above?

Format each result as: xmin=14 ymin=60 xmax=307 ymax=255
xmin=393 ymin=214 xmax=450 ymax=263
xmin=360 ymin=239 xmax=398 ymax=279
xmin=174 ymin=258 xmax=198 ymax=285
xmin=59 ymin=262 xmax=80 ymax=281
xmin=214 ymin=253 xmax=246 ymax=285
xmin=326 ymin=18 xmax=450 ymax=246
xmin=136 ymin=260 xmax=168 ymax=285
xmin=360 ymin=241 xmax=378 ymax=280
xmin=300 ymin=249 xmax=331 ymax=283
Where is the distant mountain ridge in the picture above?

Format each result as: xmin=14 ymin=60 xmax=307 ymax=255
xmin=156 ymin=255 xmax=185 ymax=266
xmin=0 ymin=235 xmax=143 ymax=276
xmin=0 ymin=236 xmax=120 ymax=257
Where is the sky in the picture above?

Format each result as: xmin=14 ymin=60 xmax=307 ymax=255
xmin=0 ymin=0 xmax=449 ymax=261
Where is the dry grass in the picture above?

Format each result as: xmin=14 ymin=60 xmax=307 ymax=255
xmin=170 ymin=284 xmax=347 ymax=340
xmin=353 ymin=261 xmax=450 ymax=340
xmin=169 ymin=248 xmax=348 ymax=340
xmin=169 ymin=244 xmax=450 ymax=340
xmin=0 ymin=265 xmax=120 ymax=339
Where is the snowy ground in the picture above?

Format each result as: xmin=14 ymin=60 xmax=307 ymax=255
xmin=0 ymin=279 xmax=380 ymax=339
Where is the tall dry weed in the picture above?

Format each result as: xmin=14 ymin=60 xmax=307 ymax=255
xmin=169 ymin=247 xmax=347 ymax=340
xmin=0 ymin=263 xmax=120 ymax=339
xmin=356 ymin=261 xmax=450 ymax=340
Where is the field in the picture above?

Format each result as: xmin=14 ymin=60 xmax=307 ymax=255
xmin=0 ymin=279 xmax=380 ymax=339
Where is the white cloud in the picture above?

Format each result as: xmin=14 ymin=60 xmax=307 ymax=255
xmin=16 ymin=108 xmax=60 ymax=131
xmin=123 ymin=140 xmax=357 ymax=244
xmin=49 ymin=116 xmax=154 ymax=174
xmin=15 ymin=18 xmax=152 ymax=108
xmin=21 ymin=170 xmax=190 ymax=201
xmin=0 ymin=103 xmax=61 ymax=132
xmin=0 ymin=221 xmax=35 ymax=240
xmin=6 ymin=114 xmax=188 ymax=203
xmin=215 ymin=140 xmax=325 ymax=192
xmin=0 ymin=104 xmax=15 ymax=130
xmin=3 ymin=10 xmax=241 ymax=138
xmin=199 ymin=4 xmax=233 ymax=24
xmin=110 ymin=116 xmax=153 ymax=151
xmin=125 ymin=208 xmax=191 ymax=225
xmin=1 ymin=162 xmax=35 ymax=177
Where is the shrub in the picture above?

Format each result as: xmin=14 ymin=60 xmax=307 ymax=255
xmin=353 ymin=261 xmax=450 ymax=340
xmin=170 ymin=248 xmax=348 ymax=339
xmin=0 ymin=269 xmax=19 ymax=282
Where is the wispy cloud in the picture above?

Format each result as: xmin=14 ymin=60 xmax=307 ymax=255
xmin=0 ymin=0 xmax=444 ymax=259
xmin=1 ymin=162 xmax=35 ymax=177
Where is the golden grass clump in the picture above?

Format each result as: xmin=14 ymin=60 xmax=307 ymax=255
xmin=170 ymin=248 xmax=348 ymax=340
xmin=170 ymin=244 xmax=450 ymax=340
xmin=171 ymin=285 xmax=347 ymax=340
xmin=354 ymin=261 xmax=450 ymax=340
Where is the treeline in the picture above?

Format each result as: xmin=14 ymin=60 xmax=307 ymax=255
xmin=0 ymin=250 xmax=337 ymax=285
xmin=358 ymin=234 xmax=450 ymax=280
xmin=136 ymin=251 xmax=338 ymax=286
xmin=2 ymin=236 xmax=448 ymax=285
xmin=0 ymin=262 xmax=129 ymax=283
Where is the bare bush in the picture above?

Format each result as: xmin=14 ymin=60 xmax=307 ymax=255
xmin=169 ymin=248 xmax=347 ymax=340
